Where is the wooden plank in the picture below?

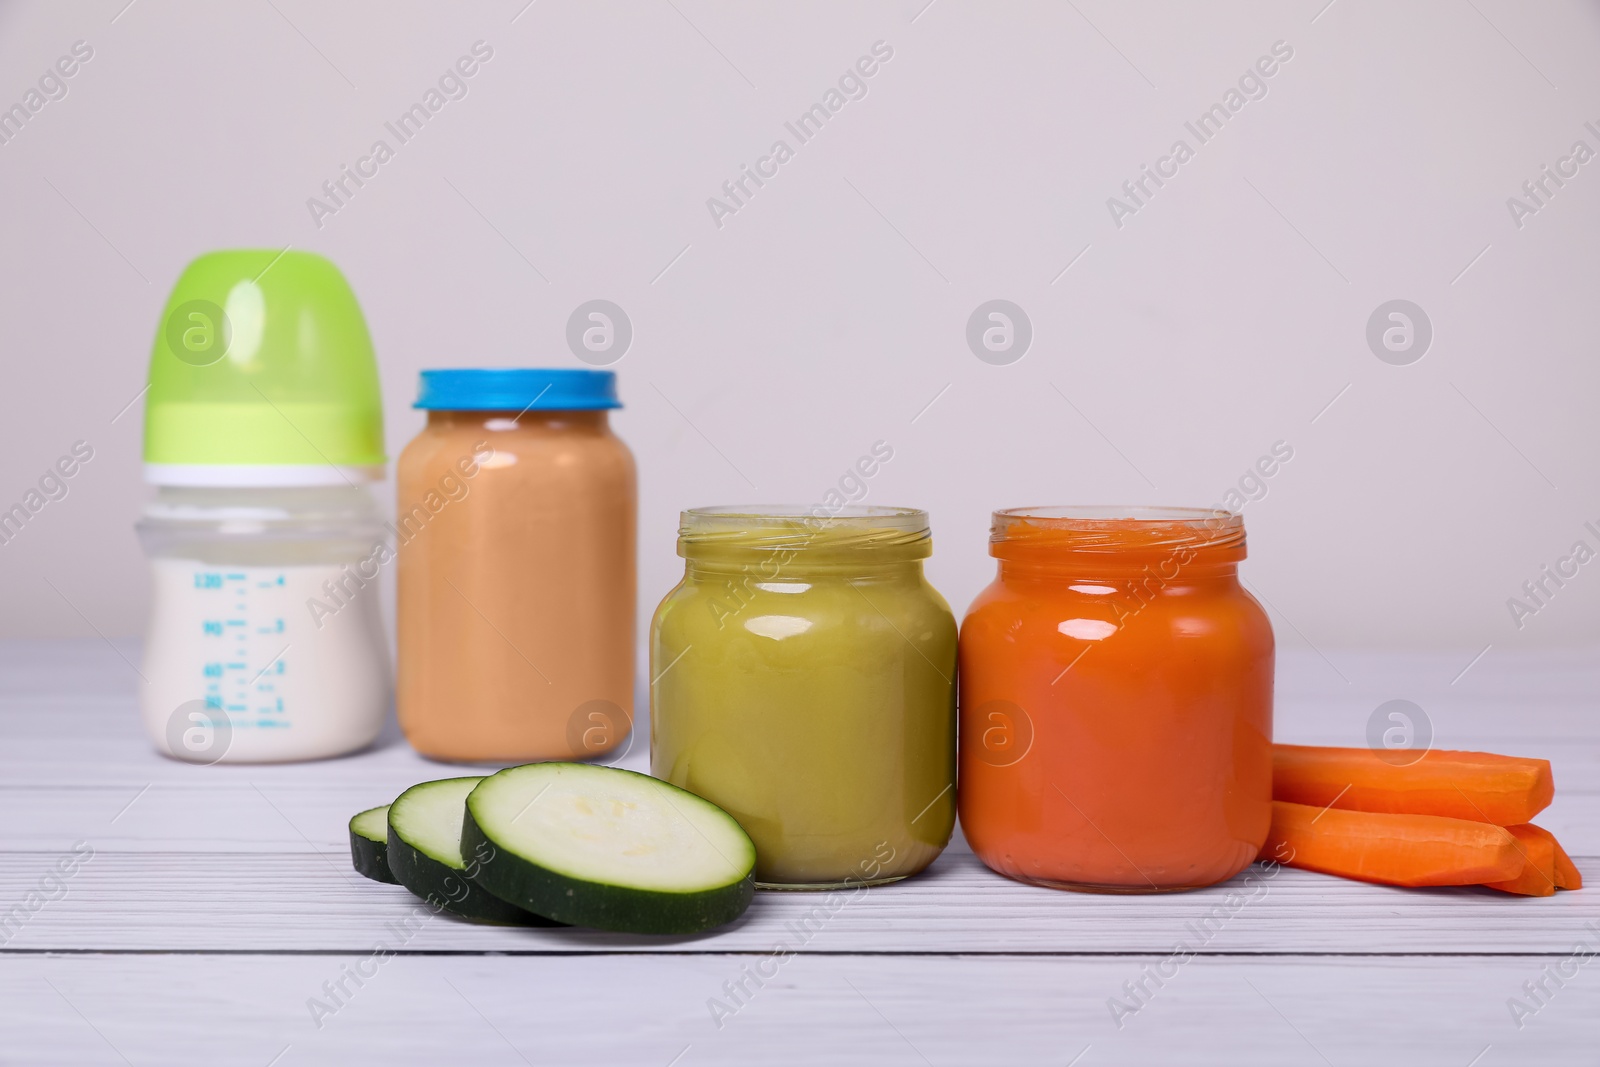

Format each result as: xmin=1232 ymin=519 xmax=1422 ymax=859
xmin=3 ymin=953 xmax=1595 ymax=1065
xmin=0 ymin=849 xmax=1594 ymax=955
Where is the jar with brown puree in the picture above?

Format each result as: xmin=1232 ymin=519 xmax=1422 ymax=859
xmin=397 ymin=369 xmax=635 ymax=762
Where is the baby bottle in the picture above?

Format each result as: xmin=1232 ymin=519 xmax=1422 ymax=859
xmin=137 ymin=250 xmax=391 ymax=763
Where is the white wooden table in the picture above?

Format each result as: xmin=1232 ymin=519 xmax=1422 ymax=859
xmin=2 ymin=640 xmax=1595 ymax=1065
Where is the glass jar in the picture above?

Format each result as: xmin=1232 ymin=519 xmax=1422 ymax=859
xmin=396 ymin=369 xmax=636 ymax=762
xmin=959 ymin=507 xmax=1274 ymax=892
xmin=651 ymin=506 xmax=957 ymax=890
xmin=137 ymin=485 xmax=391 ymax=763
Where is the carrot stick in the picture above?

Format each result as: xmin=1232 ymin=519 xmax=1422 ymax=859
xmin=1553 ymin=840 xmax=1583 ymax=891
xmin=1273 ymin=744 xmax=1554 ymax=825
xmin=1260 ymin=800 xmax=1523 ymax=887
xmin=1484 ymin=824 xmax=1557 ymax=897
xmin=1503 ymin=824 xmax=1582 ymax=890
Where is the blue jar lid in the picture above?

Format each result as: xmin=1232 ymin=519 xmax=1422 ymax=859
xmin=414 ymin=369 xmax=621 ymax=411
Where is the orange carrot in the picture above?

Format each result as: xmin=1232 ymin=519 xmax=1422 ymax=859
xmin=1273 ymin=744 xmax=1554 ymax=825
xmin=1260 ymin=800 xmax=1523 ymax=887
xmin=1485 ymin=824 xmax=1557 ymax=897
xmin=1503 ymin=823 xmax=1582 ymax=890
xmin=1553 ymin=840 xmax=1583 ymax=890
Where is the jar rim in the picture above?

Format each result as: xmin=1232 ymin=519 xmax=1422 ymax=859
xmin=683 ymin=504 xmax=928 ymax=528
xmin=991 ymin=505 xmax=1244 ymax=559
xmin=679 ymin=505 xmax=931 ymax=559
xmin=995 ymin=505 xmax=1235 ymax=524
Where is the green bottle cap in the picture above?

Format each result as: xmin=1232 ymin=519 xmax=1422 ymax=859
xmin=142 ymin=249 xmax=386 ymax=486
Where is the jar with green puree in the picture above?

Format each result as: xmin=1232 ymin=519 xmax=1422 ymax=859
xmin=650 ymin=506 xmax=957 ymax=889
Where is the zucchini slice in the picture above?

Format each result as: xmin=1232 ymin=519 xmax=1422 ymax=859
xmin=349 ymin=804 xmax=398 ymax=884
xmin=463 ymin=763 xmax=756 ymax=934
xmin=387 ymin=777 xmax=557 ymax=925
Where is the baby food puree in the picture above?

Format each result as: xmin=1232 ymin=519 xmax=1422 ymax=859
xmin=397 ymin=369 xmax=635 ymax=763
xmin=959 ymin=507 xmax=1274 ymax=892
xmin=651 ymin=506 xmax=957 ymax=889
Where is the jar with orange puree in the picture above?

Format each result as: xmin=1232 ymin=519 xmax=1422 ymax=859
xmin=959 ymin=507 xmax=1274 ymax=892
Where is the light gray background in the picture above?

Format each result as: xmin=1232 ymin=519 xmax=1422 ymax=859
xmin=2 ymin=0 xmax=1597 ymax=675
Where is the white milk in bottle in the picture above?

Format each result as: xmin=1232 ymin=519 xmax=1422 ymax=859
xmin=138 ymin=490 xmax=391 ymax=762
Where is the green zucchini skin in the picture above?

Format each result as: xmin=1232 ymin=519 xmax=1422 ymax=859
xmin=385 ymin=828 xmax=543 ymax=924
xmin=462 ymin=766 xmax=756 ymax=935
xmin=386 ymin=786 xmax=560 ymax=926
xmin=349 ymin=806 xmax=398 ymax=884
